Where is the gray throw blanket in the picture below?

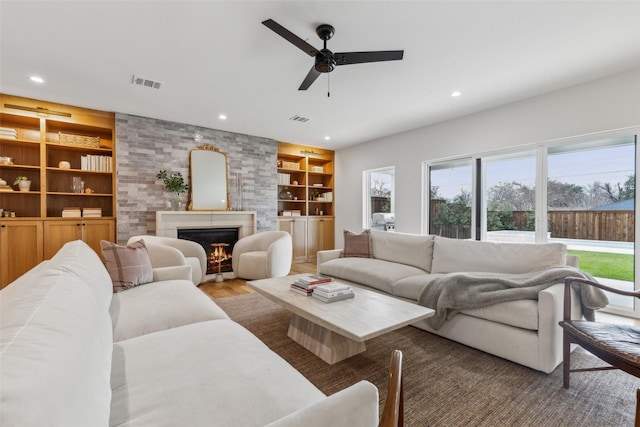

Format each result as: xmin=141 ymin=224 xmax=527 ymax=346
xmin=417 ymin=267 xmax=609 ymax=330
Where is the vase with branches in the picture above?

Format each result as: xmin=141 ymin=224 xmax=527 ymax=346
xmin=156 ymin=170 xmax=188 ymax=210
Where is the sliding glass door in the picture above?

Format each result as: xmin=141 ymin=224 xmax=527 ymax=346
xmin=547 ymin=137 xmax=635 ymax=314
xmin=427 ymin=159 xmax=473 ymax=238
xmin=481 ymin=150 xmax=538 ymax=243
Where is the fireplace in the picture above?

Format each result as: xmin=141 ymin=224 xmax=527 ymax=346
xmin=177 ymin=228 xmax=239 ymax=275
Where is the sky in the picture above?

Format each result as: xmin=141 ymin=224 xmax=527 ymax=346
xmin=431 ymin=139 xmax=635 ymax=200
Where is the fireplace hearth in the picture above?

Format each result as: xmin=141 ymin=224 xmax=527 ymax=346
xmin=177 ymin=228 xmax=239 ymax=275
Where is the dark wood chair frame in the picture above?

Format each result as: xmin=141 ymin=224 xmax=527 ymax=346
xmin=559 ymin=276 xmax=640 ymax=388
xmin=380 ymin=349 xmax=403 ymax=427
xmin=560 ymin=278 xmax=640 ymax=425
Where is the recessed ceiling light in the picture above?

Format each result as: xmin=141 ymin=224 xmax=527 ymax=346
xmin=451 ymin=90 xmax=462 ymax=97
xmin=218 ymin=114 xmax=227 ymax=120
xmin=30 ymin=76 xmax=45 ymax=84
xmin=324 ymin=136 xmax=331 ymax=141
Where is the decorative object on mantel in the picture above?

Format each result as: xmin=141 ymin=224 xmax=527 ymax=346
xmin=189 ymin=144 xmax=230 ymax=211
xmin=234 ymin=172 xmax=244 ymax=211
xmin=13 ymin=176 xmax=31 ymax=192
xmin=157 ymin=170 xmax=189 ymax=211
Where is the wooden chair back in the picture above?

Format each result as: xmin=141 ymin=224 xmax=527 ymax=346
xmin=380 ymin=349 xmax=403 ymax=427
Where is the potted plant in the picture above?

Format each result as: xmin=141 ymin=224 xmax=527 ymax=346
xmin=156 ymin=170 xmax=188 ymax=210
xmin=14 ymin=176 xmax=31 ymax=192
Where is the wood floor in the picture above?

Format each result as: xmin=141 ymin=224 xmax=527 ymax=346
xmin=198 ymin=261 xmax=317 ymax=299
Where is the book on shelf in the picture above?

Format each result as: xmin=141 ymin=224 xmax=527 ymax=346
xmin=290 ymin=284 xmax=314 ymax=296
xmin=61 ymin=207 xmax=82 ymax=218
xmin=82 ymin=207 xmax=102 ymax=217
xmin=81 ymin=155 xmax=112 ymax=172
xmin=0 ymin=127 xmax=18 ymax=139
xmin=312 ymin=291 xmax=354 ymax=303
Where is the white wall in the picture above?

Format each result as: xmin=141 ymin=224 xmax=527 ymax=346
xmin=334 ymin=67 xmax=640 ymax=244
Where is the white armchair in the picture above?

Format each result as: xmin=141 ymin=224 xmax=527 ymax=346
xmin=127 ymin=235 xmax=207 ymax=286
xmin=232 ymin=231 xmax=292 ymax=280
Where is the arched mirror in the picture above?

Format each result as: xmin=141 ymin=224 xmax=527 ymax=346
xmin=189 ymin=144 xmax=230 ymax=211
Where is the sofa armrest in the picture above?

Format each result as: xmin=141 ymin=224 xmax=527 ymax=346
xmin=317 ymin=249 xmax=342 ymax=266
xmin=152 ymin=265 xmax=192 ymax=282
xmin=139 ymin=242 xmax=186 ymax=268
xmin=265 ymin=381 xmax=379 ymax=427
xmin=161 ymin=239 xmax=207 ymax=278
xmin=537 ymin=282 xmax=582 ymax=373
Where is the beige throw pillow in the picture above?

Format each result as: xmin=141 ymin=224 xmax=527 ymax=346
xmin=341 ymin=229 xmax=372 ymax=258
xmin=101 ymin=239 xmax=154 ymax=292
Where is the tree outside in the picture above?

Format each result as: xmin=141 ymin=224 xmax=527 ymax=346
xmin=431 ymin=174 xmax=635 ymax=237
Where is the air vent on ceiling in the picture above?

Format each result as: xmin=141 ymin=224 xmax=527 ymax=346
xmin=289 ymin=115 xmax=310 ymax=123
xmin=132 ymin=75 xmax=162 ymax=89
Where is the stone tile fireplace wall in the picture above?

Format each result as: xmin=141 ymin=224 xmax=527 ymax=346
xmin=115 ymin=113 xmax=277 ymax=243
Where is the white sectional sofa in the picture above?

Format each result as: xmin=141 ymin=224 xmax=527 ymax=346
xmin=1 ymin=240 xmax=379 ymax=427
xmin=318 ymin=231 xmax=594 ymax=374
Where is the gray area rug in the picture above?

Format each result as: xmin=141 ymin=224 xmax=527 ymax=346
xmin=215 ymin=292 xmax=639 ymax=427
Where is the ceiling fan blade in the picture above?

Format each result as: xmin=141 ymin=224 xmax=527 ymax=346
xmin=262 ymin=19 xmax=318 ymax=57
xmin=334 ymin=50 xmax=404 ymax=66
xmin=299 ymin=66 xmax=322 ymax=90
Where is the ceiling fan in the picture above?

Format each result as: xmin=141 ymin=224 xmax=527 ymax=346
xmin=262 ymin=19 xmax=404 ymax=91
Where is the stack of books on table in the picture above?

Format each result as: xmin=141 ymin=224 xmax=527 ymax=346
xmin=62 ymin=207 xmax=81 ymax=218
xmin=290 ymin=275 xmax=333 ymax=296
xmin=82 ymin=207 xmax=102 ymax=217
xmin=311 ymin=282 xmax=354 ymax=303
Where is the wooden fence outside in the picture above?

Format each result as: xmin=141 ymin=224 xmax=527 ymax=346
xmin=545 ymin=210 xmax=633 ymax=242
xmin=428 ymin=200 xmax=633 ymax=242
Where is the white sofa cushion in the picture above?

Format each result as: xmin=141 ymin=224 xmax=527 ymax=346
xmin=461 ymin=299 xmax=539 ymax=330
xmin=319 ymin=257 xmax=427 ymax=294
xmin=1 ymin=242 xmax=113 ymax=427
xmin=48 ymin=239 xmax=114 ymax=309
xmin=110 ymin=279 xmax=229 ymax=341
xmin=391 ymin=274 xmax=445 ymax=300
xmin=110 ymin=320 xmax=327 ymax=427
xmin=265 ymin=381 xmax=379 ymax=427
xmin=371 ymin=231 xmax=434 ymax=272
xmin=431 ymin=236 xmax=566 ymax=274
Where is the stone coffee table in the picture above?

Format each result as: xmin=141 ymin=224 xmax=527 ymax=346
xmin=248 ymin=275 xmax=434 ymax=364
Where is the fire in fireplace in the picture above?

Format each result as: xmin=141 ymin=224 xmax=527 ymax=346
xmin=177 ymin=228 xmax=239 ymax=275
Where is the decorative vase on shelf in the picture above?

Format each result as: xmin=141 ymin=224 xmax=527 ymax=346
xmin=167 ymin=192 xmax=182 ymax=211
xmin=279 ymin=187 xmax=293 ymax=200
xmin=18 ymin=180 xmax=31 ymax=192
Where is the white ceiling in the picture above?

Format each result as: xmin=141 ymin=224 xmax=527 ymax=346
xmin=1 ymin=1 xmax=639 ymax=150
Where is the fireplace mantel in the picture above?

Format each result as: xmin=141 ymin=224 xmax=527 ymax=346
xmin=156 ymin=211 xmax=256 ymax=239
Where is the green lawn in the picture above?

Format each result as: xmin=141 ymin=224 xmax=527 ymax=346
xmin=567 ymin=250 xmax=634 ymax=282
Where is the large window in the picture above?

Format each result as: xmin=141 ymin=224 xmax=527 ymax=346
xmin=547 ymin=137 xmax=635 ymax=312
xmin=428 ymin=159 xmax=473 ymax=238
xmin=481 ymin=150 xmax=537 ymax=242
xmin=424 ymin=134 xmax=637 ymax=317
xmin=364 ymin=167 xmax=395 ymax=231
